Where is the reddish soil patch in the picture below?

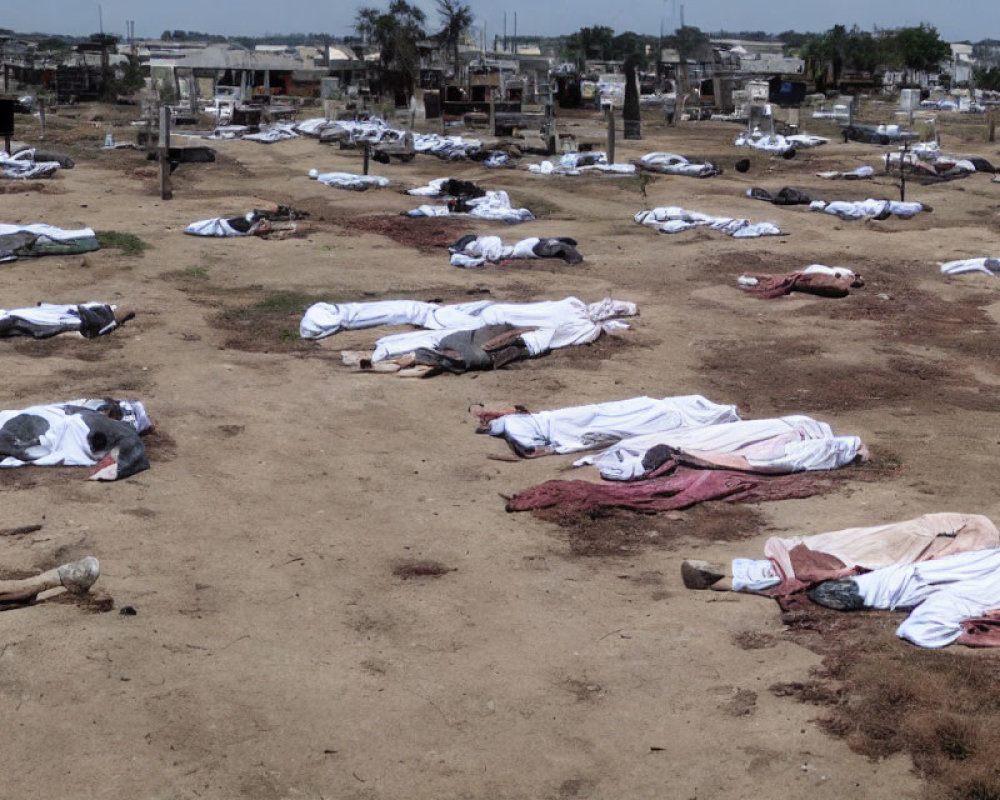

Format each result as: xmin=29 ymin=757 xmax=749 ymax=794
xmin=545 ymin=504 xmax=769 ymax=558
xmin=349 ymin=214 xmax=486 ymax=251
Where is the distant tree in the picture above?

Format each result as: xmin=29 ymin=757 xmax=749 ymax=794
xmin=975 ymin=65 xmax=1000 ymax=91
xmin=800 ymin=24 xmax=895 ymax=87
xmin=842 ymin=26 xmax=885 ymax=73
xmin=354 ymin=8 xmax=379 ymax=49
xmin=36 ymin=36 xmax=72 ymax=53
xmin=890 ymin=23 xmax=951 ymax=84
xmin=355 ymin=1 xmax=426 ymax=94
xmin=664 ymin=25 xmax=710 ymax=118
xmin=778 ymin=30 xmax=817 ymax=51
xmin=565 ymin=25 xmax=615 ymax=69
xmin=613 ymin=31 xmax=649 ymax=68
xmin=110 ymin=53 xmax=146 ymax=96
xmin=435 ymin=0 xmax=473 ymax=79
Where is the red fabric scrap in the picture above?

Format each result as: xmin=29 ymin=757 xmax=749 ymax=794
xmin=957 ymin=611 xmax=1000 ymax=647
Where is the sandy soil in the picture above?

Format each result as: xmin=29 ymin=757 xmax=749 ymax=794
xmin=1 ymin=104 xmax=999 ymax=799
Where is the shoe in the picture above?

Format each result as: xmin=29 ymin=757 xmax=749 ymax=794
xmin=58 ymin=557 xmax=100 ymax=594
xmin=681 ymin=559 xmax=725 ymax=590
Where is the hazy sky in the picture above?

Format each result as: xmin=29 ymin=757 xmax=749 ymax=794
xmin=6 ymin=0 xmax=998 ymax=42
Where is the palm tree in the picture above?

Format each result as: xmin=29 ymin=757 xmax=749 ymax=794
xmin=435 ymin=0 xmax=473 ymax=80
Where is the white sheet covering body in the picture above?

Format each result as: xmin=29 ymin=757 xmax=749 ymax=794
xmin=0 ymin=150 xmax=61 ymax=179
xmin=0 ymin=398 xmax=151 ymax=470
xmin=407 ymin=190 xmax=534 ymax=222
xmin=528 ymin=160 xmax=635 ymax=175
xmin=407 ymin=178 xmax=449 ymax=196
xmin=940 ymin=258 xmax=1000 ymax=277
xmin=810 ymin=198 xmax=924 ymax=219
xmin=184 ymin=217 xmax=248 ymax=237
xmin=449 ymin=236 xmax=541 ymax=267
xmin=485 ymin=395 xmax=741 ymax=455
xmin=637 ymin=152 xmax=720 ymax=177
xmin=635 ymin=207 xmax=781 ymax=238
xmin=319 ymin=118 xmax=396 ymax=144
xmin=299 ymin=297 xmax=638 ymax=360
xmin=0 ymin=223 xmax=99 ymax=262
xmin=575 ymin=415 xmax=863 ymax=480
xmin=734 ymin=132 xmax=829 ymax=153
xmin=0 ymin=223 xmax=95 ymax=241
xmin=737 ymin=264 xmax=858 ymax=287
xmin=241 ymin=122 xmax=299 ymax=143
xmin=764 ymin=513 xmax=998 ymax=585
xmin=309 ymin=171 xmax=390 ymax=190
xmin=816 ymin=166 xmax=875 ymax=180
xmin=0 ymin=302 xmax=121 ymax=338
xmin=851 ymin=549 xmax=1000 ymax=647
xmin=412 ymin=133 xmax=483 ymax=158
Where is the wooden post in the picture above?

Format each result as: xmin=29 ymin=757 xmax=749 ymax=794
xmin=38 ymin=97 xmax=45 ymax=140
xmin=158 ymin=105 xmax=172 ymax=200
xmin=605 ymin=103 xmax=615 ymax=164
xmin=362 ymin=141 xmax=370 ymax=175
xmin=899 ymin=140 xmax=907 ymax=203
xmin=990 ymin=110 xmax=997 ymax=143
xmin=488 ymin=92 xmax=495 ymax=135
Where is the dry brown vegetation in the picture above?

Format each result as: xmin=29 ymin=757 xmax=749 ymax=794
xmin=777 ymin=608 xmax=1000 ymax=800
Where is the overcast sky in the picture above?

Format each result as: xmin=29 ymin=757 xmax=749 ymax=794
xmin=6 ymin=0 xmax=998 ymax=43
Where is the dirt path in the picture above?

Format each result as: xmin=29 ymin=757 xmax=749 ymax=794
xmin=2 ymin=106 xmax=999 ymax=799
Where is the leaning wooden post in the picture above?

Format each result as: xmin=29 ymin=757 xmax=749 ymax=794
xmin=158 ymin=105 xmax=172 ymax=200
xmin=605 ymin=102 xmax=615 ymax=164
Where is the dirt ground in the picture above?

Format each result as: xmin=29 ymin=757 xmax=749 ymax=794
xmin=1 ymin=103 xmax=1000 ymax=799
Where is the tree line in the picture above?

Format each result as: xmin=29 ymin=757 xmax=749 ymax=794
xmin=557 ymin=23 xmax=954 ymax=77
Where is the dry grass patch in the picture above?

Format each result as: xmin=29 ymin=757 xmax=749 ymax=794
xmin=773 ymin=607 xmax=1000 ymax=800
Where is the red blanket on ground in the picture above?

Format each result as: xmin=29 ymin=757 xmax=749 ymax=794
xmin=505 ymin=466 xmax=834 ymax=516
xmin=741 ymin=272 xmax=861 ymax=299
